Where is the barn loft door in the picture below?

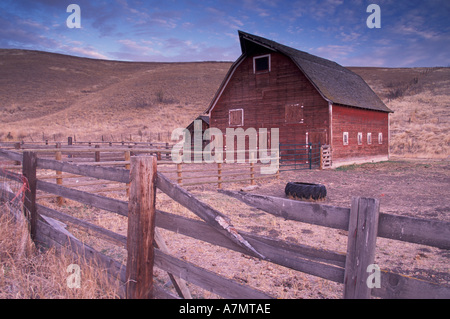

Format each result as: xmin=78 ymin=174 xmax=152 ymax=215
xmin=309 ymin=130 xmax=328 ymax=145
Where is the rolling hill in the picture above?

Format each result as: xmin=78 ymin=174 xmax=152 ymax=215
xmin=0 ymin=49 xmax=231 ymax=142
xmin=0 ymin=49 xmax=448 ymax=158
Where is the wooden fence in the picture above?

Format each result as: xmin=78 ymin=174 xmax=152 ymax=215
xmin=0 ymin=141 xmax=281 ymax=191
xmin=1 ymin=148 xmax=449 ymax=299
xmin=321 ymin=145 xmax=332 ymax=169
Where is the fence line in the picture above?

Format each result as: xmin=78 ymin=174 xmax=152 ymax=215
xmin=1 ymin=148 xmax=449 ymax=299
xmin=1 ymin=142 xmax=284 ymax=192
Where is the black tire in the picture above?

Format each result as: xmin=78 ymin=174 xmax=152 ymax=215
xmin=285 ymin=182 xmax=327 ymax=200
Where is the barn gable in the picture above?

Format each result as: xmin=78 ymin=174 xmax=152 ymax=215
xmin=206 ymin=30 xmax=392 ymax=114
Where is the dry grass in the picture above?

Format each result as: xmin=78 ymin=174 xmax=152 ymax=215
xmin=0 ymin=175 xmax=122 ymax=299
xmin=0 ymin=211 xmax=122 ymax=299
xmin=388 ymin=91 xmax=450 ymax=158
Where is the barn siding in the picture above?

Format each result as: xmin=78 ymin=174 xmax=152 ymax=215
xmin=331 ymin=104 xmax=389 ymax=162
xmin=210 ymin=52 xmax=330 ymax=154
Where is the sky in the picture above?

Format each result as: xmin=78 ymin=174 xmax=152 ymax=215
xmin=0 ymin=0 xmax=449 ymax=67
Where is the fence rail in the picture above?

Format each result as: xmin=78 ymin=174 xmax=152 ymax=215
xmin=1 ymin=140 xmax=334 ymax=193
xmin=1 ymin=142 xmax=282 ymax=192
xmin=1 ymin=148 xmax=449 ymax=299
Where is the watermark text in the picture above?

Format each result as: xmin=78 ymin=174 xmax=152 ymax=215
xmin=366 ymin=4 xmax=381 ymax=28
xmin=171 ymin=121 xmax=280 ymax=174
xmin=66 ymin=4 xmax=81 ymax=28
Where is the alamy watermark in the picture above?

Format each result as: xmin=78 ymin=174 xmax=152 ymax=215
xmin=66 ymin=4 xmax=81 ymax=28
xmin=367 ymin=264 xmax=381 ymax=288
xmin=66 ymin=264 xmax=81 ymax=288
xmin=171 ymin=120 xmax=280 ymax=175
xmin=366 ymin=4 xmax=381 ymax=29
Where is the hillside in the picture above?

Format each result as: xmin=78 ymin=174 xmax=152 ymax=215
xmin=0 ymin=49 xmax=448 ymax=158
xmin=0 ymin=49 xmax=231 ymax=142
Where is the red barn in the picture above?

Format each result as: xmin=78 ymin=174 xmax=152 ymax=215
xmin=205 ymin=31 xmax=393 ymax=168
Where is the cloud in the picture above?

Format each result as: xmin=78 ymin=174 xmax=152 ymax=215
xmin=308 ymin=0 xmax=344 ymax=20
xmin=116 ymin=39 xmax=162 ymax=57
xmin=64 ymin=46 xmax=110 ymax=60
xmin=339 ymin=31 xmax=361 ymax=42
xmin=394 ymin=25 xmax=440 ymax=40
xmin=110 ymin=35 xmax=239 ymax=62
xmin=0 ymin=14 xmax=58 ymax=49
xmin=313 ymin=44 xmax=354 ymax=61
xmin=203 ymin=7 xmax=245 ymax=31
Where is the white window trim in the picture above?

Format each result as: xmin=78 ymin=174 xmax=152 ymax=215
xmin=343 ymin=132 xmax=349 ymax=145
xmin=229 ymin=108 xmax=244 ymax=127
xmin=367 ymin=132 xmax=372 ymax=145
xmin=357 ymin=132 xmax=363 ymax=145
xmin=253 ymin=54 xmax=271 ymax=74
xmin=378 ymin=132 xmax=383 ymax=144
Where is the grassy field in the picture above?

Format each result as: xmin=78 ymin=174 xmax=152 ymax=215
xmin=0 ymin=49 xmax=449 ymax=157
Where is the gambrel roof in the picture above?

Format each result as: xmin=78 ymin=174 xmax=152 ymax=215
xmin=206 ymin=30 xmax=392 ymax=114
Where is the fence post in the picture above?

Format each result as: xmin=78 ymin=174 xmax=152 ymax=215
xmin=95 ymin=145 xmax=100 ymax=162
xmin=308 ymin=142 xmax=312 ymax=169
xmin=217 ymin=152 xmax=223 ymax=189
xmin=320 ymin=145 xmax=324 ymax=170
xmin=276 ymin=149 xmax=280 ymax=179
xmin=250 ymin=152 xmax=255 ymax=185
xmin=67 ymin=137 xmax=73 ymax=159
xmin=22 ymin=152 xmax=37 ymax=240
xmin=343 ymin=197 xmax=380 ymax=299
xmin=217 ymin=163 xmax=222 ymax=189
xmin=177 ymin=163 xmax=182 ymax=185
xmin=124 ymin=150 xmax=131 ymax=197
xmin=55 ymin=143 xmax=63 ymax=206
xmin=14 ymin=143 xmax=21 ymax=166
xmin=126 ymin=155 xmax=157 ymax=299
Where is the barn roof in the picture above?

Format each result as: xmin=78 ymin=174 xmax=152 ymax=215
xmin=207 ymin=31 xmax=392 ymax=114
xmin=186 ymin=115 xmax=210 ymax=131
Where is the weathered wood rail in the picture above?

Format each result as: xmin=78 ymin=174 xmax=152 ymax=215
xmin=1 ymin=141 xmax=281 ymax=190
xmin=1 ymin=148 xmax=449 ymax=299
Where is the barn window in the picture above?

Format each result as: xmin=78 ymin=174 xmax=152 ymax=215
xmin=367 ymin=133 xmax=372 ymax=145
xmin=285 ymin=104 xmax=304 ymax=123
xmin=253 ymin=54 xmax=271 ymax=73
xmin=229 ymin=109 xmax=244 ymax=126
xmin=343 ymin=132 xmax=349 ymax=145
xmin=378 ymin=132 xmax=383 ymax=144
xmin=357 ymin=132 xmax=363 ymax=145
